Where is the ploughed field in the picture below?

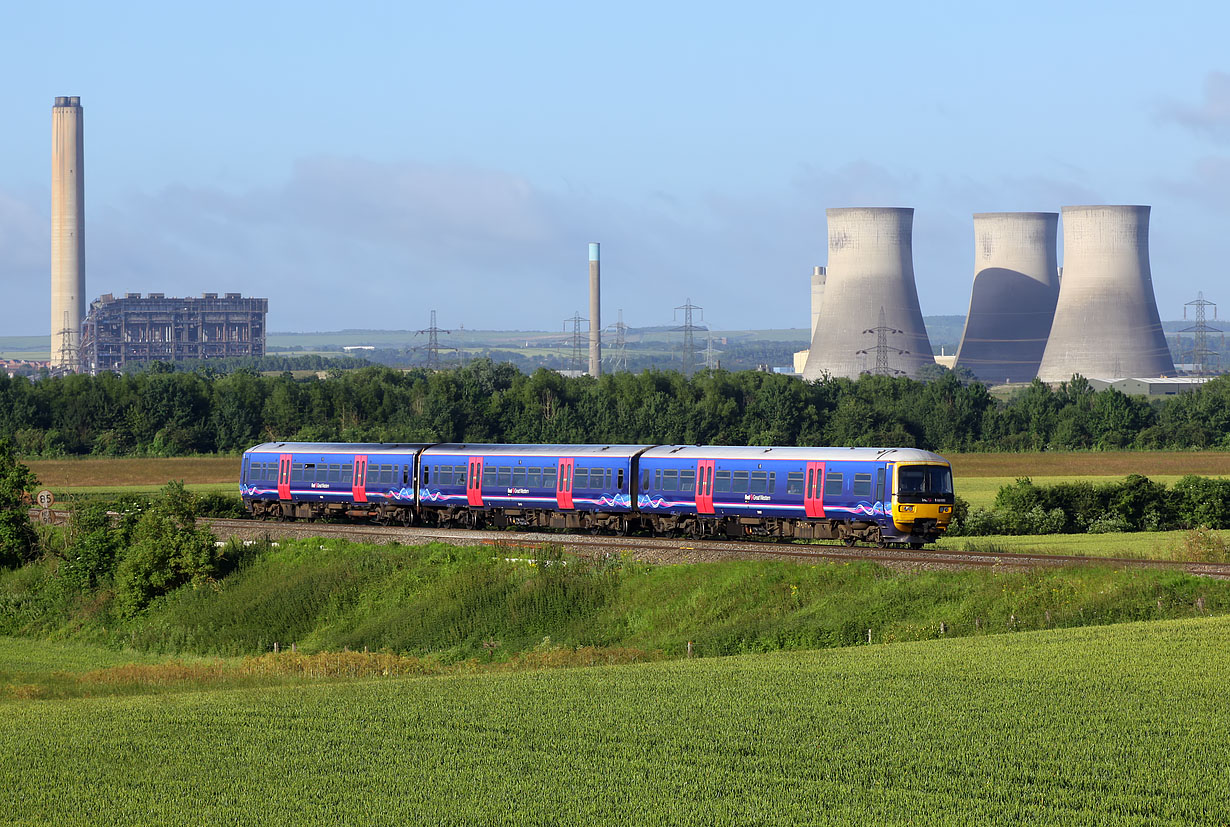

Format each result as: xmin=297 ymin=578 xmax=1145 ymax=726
xmin=3 ymin=616 xmax=1229 ymax=825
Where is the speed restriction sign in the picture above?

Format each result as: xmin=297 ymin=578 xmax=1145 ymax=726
xmin=36 ymin=489 xmax=55 ymax=508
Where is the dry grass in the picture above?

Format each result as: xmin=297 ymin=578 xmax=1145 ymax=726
xmin=947 ymin=451 xmax=1230 ymax=478
xmin=25 ymin=457 xmax=239 ymax=488
xmin=5 ymin=646 xmax=666 ymax=700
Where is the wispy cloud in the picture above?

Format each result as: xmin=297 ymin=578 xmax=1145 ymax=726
xmin=1158 ymin=71 xmax=1230 ymax=144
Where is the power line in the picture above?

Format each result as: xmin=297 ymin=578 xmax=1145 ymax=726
xmin=673 ymin=298 xmax=706 ymax=377
xmin=856 ymin=306 xmax=909 ymax=376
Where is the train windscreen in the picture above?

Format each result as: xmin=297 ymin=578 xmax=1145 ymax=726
xmin=896 ymin=465 xmax=954 ymax=504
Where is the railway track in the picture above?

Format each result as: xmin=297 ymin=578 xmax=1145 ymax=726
xmin=202 ymin=518 xmax=1230 ymax=578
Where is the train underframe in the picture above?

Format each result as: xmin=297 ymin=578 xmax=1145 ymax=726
xmin=245 ymin=499 xmax=938 ymax=547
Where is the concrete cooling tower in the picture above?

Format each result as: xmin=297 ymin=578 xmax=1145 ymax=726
xmin=801 ymin=208 xmax=934 ymax=380
xmin=1036 ymin=205 xmax=1175 ymax=382
xmin=954 ymin=212 xmax=1059 ymax=384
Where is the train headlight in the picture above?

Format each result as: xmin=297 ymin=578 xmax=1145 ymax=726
xmin=899 ymin=504 xmax=915 ymax=512
xmin=939 ymin=506 xmax=951 ymax=514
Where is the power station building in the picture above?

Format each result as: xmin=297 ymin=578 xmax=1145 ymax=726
xmin=801 ymin=207 xmax=934 ymax=380
xmin=51 ymin=96 xmax=85 ymax=372
xmin=954 ymin=212 xmax=1060 ymax=384
xmin=80 ymin=293 xmax=269 ymax=373
xmin=1036 ymin=205 xmax=1175 ymax=382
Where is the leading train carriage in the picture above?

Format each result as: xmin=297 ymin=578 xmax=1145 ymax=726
xmin=416 ymin=443 xmax=652 ymax=532
xmin=241 ymin=442 xmax=430 ymax=522
xmin=636 ymin=446 xmax=953 ymax=546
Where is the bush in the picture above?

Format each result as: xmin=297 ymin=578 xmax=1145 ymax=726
xmin=113 ymin=482 xmax=221 ymax=617
xmin=0 ymin=441 xmax=39 ymax=570
xmin=1172 ymin=527 xmax=1230 ymax=563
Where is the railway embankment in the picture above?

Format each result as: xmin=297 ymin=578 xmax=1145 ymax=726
xmin=3 ymin=533 xmax=1227 ymax=666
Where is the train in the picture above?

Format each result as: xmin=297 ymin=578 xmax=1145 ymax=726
xmin=240 ymin=442 xmax=955 ymax=547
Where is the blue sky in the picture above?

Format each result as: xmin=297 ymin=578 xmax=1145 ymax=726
xmin=2 ymin=0 xmax=1228 ymax=335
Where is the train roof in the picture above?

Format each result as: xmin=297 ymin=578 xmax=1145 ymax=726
xmin=423 ymin=443 xmax=656 ymax=459
xmin=640 ymin=445 xmax=950 ymax=463
xmin=244 ymin=442 xmax=433 ymax=456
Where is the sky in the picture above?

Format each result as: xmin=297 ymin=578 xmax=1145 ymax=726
xmin=2 ymin=0 xmax=1229 ymax=336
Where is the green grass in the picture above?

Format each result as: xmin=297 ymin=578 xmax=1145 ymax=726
xmin=936 ymin=529 xmax=1214 ymax=559
xmin=3 ymin=615 xmax=1230 ymax=824
xmin=6 ymin=540 xmax=1227 ymax=663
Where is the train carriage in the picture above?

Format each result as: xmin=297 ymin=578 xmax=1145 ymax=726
xmin=241 ymin=442 xmax=430 ymax=522
xmin=417 ymin=443 xmax=653 ymax=531
xmin=636 ymin=446 xmax=953 ymax=546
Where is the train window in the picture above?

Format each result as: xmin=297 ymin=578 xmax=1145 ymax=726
xmin=574 ymin=468 xmax=589 ymax=489
xmin=291 ymin=463 xmax=303 ymax=483
xmin=496 ymin=467 xmax=511 ymax=486
xmin=403 ymin=466 xmax=409 ymax=485
xmin=749 ymin=471 xmax=768 ymax=494
xmin=423 ymin=466 xmax=431 ymax=485
xmin=327 ymin=465 xmax=339 ymax=483
xmin=731 ymin=471 xmax=749 ymax=493
xmin=768 ymin=472 xmax=776 ymax=491
xmin=618 ymin=469 xmax=625 ymax=490
xmin=604 ymin=469 xmax=613 ymax=489
xmin=853 ymin=473 xmax=872 ymax=497
xmin=715 ymin=471 xmax=732 ymax=493
xmin=679 ymin=469 xmax=695 ymax=493
xmin=483 ymin=467 xmax=497 ymax=487
xmin=378 ymin=466 xmax=391 ymax=484
xmin=544 ymin=467 xmax=557 ymax=490
xmin=824 ymin=473 xmax=843 ymax=497
xmin=527 ymin=468 xmax=542 ymax=488
xmin=654 ymin=469 xmax=662 ymax=489
xmin=876 ymin=468 xmax=886 ymax=502
xmin=662 ymin=470 xmax=679 ymax=491
xmin=454 ymin=466 xmax=466 ymax=484
xmin=512 ymin=467 xmax=526 ymax=487
xmin=787 ymin=472 xmax=804 ymax=495
xmin=341 ymin=464 xmax=353 ymax=486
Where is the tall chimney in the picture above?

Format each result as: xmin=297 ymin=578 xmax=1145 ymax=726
xmin=588 ymin=242 xmax=601 ymax=377
xmin=51 ymin=96 xmax=85 ymax=372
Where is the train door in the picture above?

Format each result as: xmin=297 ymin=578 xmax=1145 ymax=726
xmin=467 ymin=457 xmax=484 ymax=507
xmin=277 ymin=454 xmax=292 ymax=500
xmin=695 ymin=460 xmax=715 ymax=514
xmin=556 ymin=457 xmax=575 ymax=509
xmin=352 ymin=455 xmax=369 ymax=503
xmin=877 ymin=465 xmax=888 ymax=509
xmin=882 ymin=463 xmax=893 ymax=512
xmin=804 ymin=461 xmax=825 ymax=518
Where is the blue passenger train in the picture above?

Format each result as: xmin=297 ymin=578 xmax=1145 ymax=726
xmin=241 ymin=441 xmax=954 ymax=546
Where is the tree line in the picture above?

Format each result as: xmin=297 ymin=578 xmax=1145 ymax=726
xmin=2 ymin=360 xmax=1229 ymax=457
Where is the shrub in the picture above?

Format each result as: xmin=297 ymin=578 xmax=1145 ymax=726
xmin=0 ymin=441 xmax=39 ymax=570
xmin=113 ymin=482 xmax=220 ymax=617
xmin=1171 ymin=526 xmax=1230 ymax=563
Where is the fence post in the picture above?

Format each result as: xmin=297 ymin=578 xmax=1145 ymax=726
xmin=687 ymin=641 xmax=693 ymax=658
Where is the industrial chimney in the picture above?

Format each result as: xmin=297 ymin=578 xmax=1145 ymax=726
xmin=588 ymin=242 xmax=601 ymax=377
xmin=801 ymin=208 xmax=934 ymax=380
xmin=954 ymin=212 xmax=1060 ymax=384
xmin=1036 ymin=205 xmax=1175 ymax=382
xmin=51 ymin=96 xmax=85 ymax=372
xmin=810 ymin=265 xmax=826 ymax=338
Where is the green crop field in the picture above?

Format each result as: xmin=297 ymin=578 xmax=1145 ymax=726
xmin=3 ymin=615 xmax=1229 ymax=824
xmin=935 ymin=529 xmax=1224 ymax=559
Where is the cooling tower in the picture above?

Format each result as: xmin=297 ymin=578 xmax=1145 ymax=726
xmin=51 ymin=96 xmax=85 ymax=372
xmin=801 ymin=208 xmax=933 ymax=380
xmin=954 ymin=212 xmax=1059 ymax=384
xmin=1036 ymin=206 xmax=1175 ymax=382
